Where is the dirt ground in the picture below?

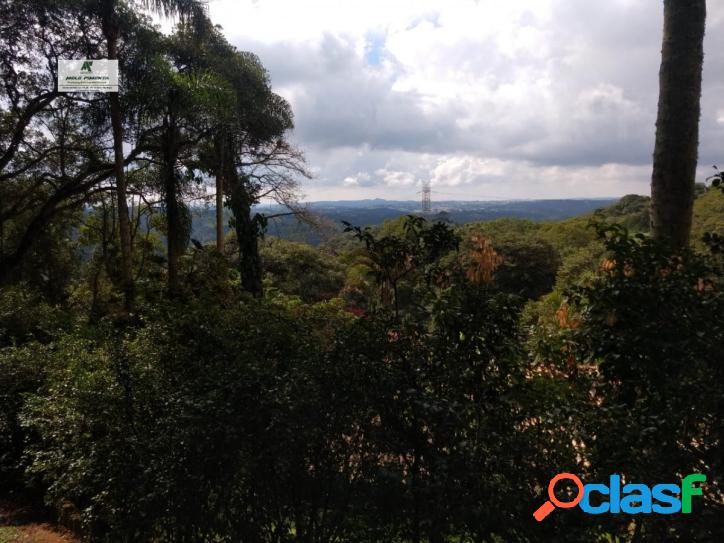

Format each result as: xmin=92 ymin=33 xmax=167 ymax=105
xmin=0 ymin=503 xmax=77 ymax=543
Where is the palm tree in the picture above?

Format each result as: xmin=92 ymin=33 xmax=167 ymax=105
xmin=98 ymin=0 xmax=207 ymax=308
xmin=650 ymin=0 xmax=706 ymax=248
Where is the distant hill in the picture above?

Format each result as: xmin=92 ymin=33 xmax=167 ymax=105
xmin=191 ymin=198 xmax=618 ymax=245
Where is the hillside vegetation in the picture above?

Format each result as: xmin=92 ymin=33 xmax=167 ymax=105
xmin=2 ymin=189 xmax=723 ymax=542
xmin=1 ymin=0 xmax=722 ymax=540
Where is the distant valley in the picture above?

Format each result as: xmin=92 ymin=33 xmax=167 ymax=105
xmin=191 ymin=198 xmax=618 ymax=245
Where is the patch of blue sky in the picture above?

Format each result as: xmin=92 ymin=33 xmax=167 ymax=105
xmin=364 ymin=33 xmax=386 ymax=66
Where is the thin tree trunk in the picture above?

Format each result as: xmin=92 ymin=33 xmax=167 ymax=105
xmin=411 ymin=452 xmax=421 ymax=543
xmin=163 ymin=115 xmax=181 ymax=295
xmin=105 ymin=19 xmax=135 ymax=310
xmin=216 ymin=134 xmax=225 ymax=251
xmin=165 ymin=165 xmax=180 ymax=295
xmin=650 ymin=0 xmax=706 ymax=248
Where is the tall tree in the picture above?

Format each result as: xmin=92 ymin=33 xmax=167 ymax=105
xmin=136 ymin=61 xmax=232 ymax=294
xmin=650 ymin=0 xmax=707 ymax=248
xmin=225 ymin=136 xmax=308 ymax=296
xmin=97 ymin=0 xmax=206 ymax=308
xmin=185 ymin=31 xmax=309 ymax=296
xmin=99 ymin=0 xmax=134 ymax=310
xmin=159 ymin=70 xmax=232 ymax=295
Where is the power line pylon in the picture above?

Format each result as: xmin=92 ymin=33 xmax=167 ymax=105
xmin=421 ymin=181 xmax=431 ymax=213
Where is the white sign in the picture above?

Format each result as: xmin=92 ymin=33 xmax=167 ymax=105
xmin=58 ymin=59 xmax=118 ymax=92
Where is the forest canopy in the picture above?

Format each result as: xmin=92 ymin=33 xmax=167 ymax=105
xmin=0 ymin=1 xmax=722 ymax=542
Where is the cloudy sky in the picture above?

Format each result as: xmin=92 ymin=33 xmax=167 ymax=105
xmin=202 ymin=0 xmax=724 ymax=201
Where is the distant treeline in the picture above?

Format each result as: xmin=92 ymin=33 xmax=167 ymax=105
xmin=190 ymin=198 xmax=618 ymax=245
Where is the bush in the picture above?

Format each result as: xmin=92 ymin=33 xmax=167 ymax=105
xmin=0 ymin=342 xmax=54 ymax=496
xmin=260 ymin=237 xmax=346 ymax=302
xmin=0 ymin=284 xmax=68 ymax=497
xmin=562 ymin=225 xmax=724 ymax=542
xmin=17 ymin=280 xmax=583 ymax=542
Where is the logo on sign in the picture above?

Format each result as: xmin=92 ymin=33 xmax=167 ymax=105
xmin=58 ymin=59 xmax=118 ymax=92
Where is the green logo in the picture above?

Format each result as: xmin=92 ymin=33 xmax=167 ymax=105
xmin=81 ymin=61 xmax=93 ymax=72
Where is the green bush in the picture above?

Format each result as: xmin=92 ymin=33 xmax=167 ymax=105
xmin=17 ymin=279 xmax=583 ymax=542
xmin=0 ymin=342 xmax=55 ymax=495
xmin=561 ymin=225 xmax=724 ymax=542
xmin=261 ymin=237 xmax=346 ymax=302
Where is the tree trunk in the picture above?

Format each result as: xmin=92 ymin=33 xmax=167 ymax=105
xmin=164 ymin=166 xmax=180 ymax=295
xmin=215 ymin=133 xmax=225 ymax=252
xmin=104 ymin=11 xmax=135 ymax=310
xmin=163 ymin=115 xmax=181 ymax=295
xmin=228 ymin=169 xmax=263 ymax=296
xmin=650 ymin=0 xmax=706 ymax=248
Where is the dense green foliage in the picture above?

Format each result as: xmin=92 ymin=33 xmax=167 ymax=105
xmin=566 ymin=225 xmax=724 ymax=541
xmin=261 ymin=238 xmax=346 ymax=302
xmin=2 ymin=193 xmax=723 ymax=541
xmin=1 ymin=0 xmax=723 ymax=541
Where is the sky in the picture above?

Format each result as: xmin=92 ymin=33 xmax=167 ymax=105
xmin=197 ymin=0 xmax=724 ymax=201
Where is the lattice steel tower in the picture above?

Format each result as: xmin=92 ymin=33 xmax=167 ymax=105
xmin=421 ymin=181 xmax=431 ymax=213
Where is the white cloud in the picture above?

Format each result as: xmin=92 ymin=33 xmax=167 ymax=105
xmin=431 ymin=157 xmax=506 ymax=187
xmin=376 ymin=168 xmax=417 ymax=187
xmin=196 ymin=0 xmax=724 ymax=200
xmin=343 ymin=172 xmax=372 ymax=186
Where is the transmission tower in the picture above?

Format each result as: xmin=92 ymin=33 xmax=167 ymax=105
xmin=421 ymin=181 xmax=431 ymax=213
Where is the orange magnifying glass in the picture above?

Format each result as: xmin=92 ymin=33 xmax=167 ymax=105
xmin=533 ymin=473 xmax=584 ymax=522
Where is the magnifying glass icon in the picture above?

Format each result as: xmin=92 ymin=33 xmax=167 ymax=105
xmin=533 ymin=473 xmax=584 ymax=521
